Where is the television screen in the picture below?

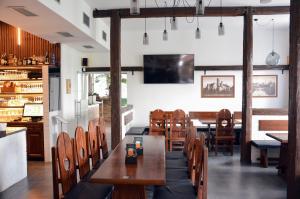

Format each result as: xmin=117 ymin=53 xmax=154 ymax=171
xmin=23 ymin=103 xmax=43 ymax=117
xmin=144 ymin=54 xmax=194 ymax=84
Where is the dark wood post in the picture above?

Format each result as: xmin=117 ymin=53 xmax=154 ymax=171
xmin=241 ymin=7 xmax=253 ymax=164
xmin=110 ymin=11 xmax=122 ymax=149
xmin=287 ymin=0 xmax=300 ymax=198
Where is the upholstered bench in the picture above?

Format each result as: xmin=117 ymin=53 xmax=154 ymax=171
xmin=251 ymin=140 xmax=281 ymax=168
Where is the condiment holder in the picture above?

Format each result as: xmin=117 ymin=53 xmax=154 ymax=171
xmin=134 ymin=137 xmax=143 ymax=155
xmin=125 ymin=143 xmax=137 ymax=164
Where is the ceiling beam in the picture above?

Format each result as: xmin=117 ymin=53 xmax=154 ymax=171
xmin=93 ymin=6 xmax=289 ymax=18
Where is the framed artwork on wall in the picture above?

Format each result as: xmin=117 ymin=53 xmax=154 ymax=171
xmin=201 ymin=75 xmax=235 ymax=98
xmin=253 ymin=75 xmax=278 ymax=97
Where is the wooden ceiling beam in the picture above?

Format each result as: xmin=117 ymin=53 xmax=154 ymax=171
xmin=93 ymin=6 xmax=289 ymax=18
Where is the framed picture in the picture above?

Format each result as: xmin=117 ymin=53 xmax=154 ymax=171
xmin=66 ymin=79 xmax=71 ymax=94
xmin=201 ymin=75 xmax=235 ymax=98
xmin=253 ymin=75 xmax=278 ymax=97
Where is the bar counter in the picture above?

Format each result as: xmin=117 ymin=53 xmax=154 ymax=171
xmin=0 ymin=127 xmax=27 ymax=192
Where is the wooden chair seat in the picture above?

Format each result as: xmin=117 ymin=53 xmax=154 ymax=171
xmin=166 ymin=159 xmax=188 ymax=170
xmin=64 ymin=182 xmax=112 ymax=199
xmin=166 ymin=151 xmax=186 ymax=160
xmin=166 ymin=168 xmax=189 ymax=181
xmin=153 ymin=181 xmax=196 ymax=199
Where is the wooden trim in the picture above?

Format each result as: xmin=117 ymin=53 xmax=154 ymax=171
xmin=252 ymin=108 xmax=288 ymax=115
xmin=259 ymin=120 xmax=288 ymax=131
xmin=241 ymin=8 xmax=253 ymax=164
xmin=201 ymin=75 xmax=235 ymax=98
xmin=253 ymin=75 xmax=278 ymax=98
xmin=93 ymin=6 xmax=289 ymax=18
xmin=83 ymin=65 xmax=289 ymax=73
xmin=51 ymin=147 xmax=60 ymax=199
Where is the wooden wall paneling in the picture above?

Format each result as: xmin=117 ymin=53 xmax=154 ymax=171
xmin=110 ymin=11 xmax=122 ymax=149
xmin=287 ymin=0 xmax=300 ymax=198
xmin=0 ymin=21 xmax=60 ymax=66
xmin=241 ymin=8 xmax=253 ymax=164
xmin=259 ymin=120 xmax=288 ymax=131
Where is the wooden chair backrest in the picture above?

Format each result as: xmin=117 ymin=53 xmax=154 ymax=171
xmin=197 ymin=146 xmax=208 ymax=199
xmin=56 ymin=132 xmax=77 ymax=195
xmin=188 ymin=111 xmax=218 ymax=120
xmin=233 ymin=111 xmax=242 ymax=120
xmin=183 ymin=122 xmax=192 ymax=155
xmin=149 ymin=109 xmax=166 ymax=136
xmin=51 ymin=147 xmax=60 ymax=199
xmin=216 ymin=109 xmax=234 ymax=137
xmin=259 ymin=120 xmax=288 ymax=131
xmin=170 ymin=109 xmax=187 ymax=139
xmin=74 ymin=126 xmax=90 ymax=179
xmin=194 ymin=133 xmax=206 ymax=190
xmin=99 ymin=117 xmax=109 ymax=159
xmin=187 ymin=126 xmax=197 ymax=175
xmin=88 ymin=121 xmax=101 ymax=168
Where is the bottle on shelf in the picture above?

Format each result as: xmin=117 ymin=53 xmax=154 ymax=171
xmin=1 ymin=53 xmax=8 ymax=66
xmin=51 ymin=53 xmax=56 ymax=65
xmin=45 ymin=52 xmax=49 ymax=65
xmin=31 ymin=55 xmax=37 ymax=65
xmin=22 ymin=57 xmax=27 ymax=66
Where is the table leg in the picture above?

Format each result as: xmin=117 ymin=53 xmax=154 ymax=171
xmin=277 ymin=143 xmax=288 ymax=179
xmin=112 ymin=185 xmax=146 ymax=199
xmin=207 ymin=124 xmax=211 ymax=151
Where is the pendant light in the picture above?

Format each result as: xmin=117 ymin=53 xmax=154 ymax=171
xmin=266 ymin=19 xmax=280 ymax=66
xmin=218 ymin=0 xmax=225 ymax=36
xmin=143 ymin=0 xmax=149 ymax=45
xmin=196 ymin=0 xmax=205 ymax=15
xmin=195 ymin=17 xmax=201 ymax=39
xmin=260 ymin=0 xmax=272 ymax=4
xmin=130 ymin=0 xmax=140 ymax=15
xmin=170 ymin=0 xmax=177 ymax=30
xmin=163 ymin=16 xmax=168 ymax=41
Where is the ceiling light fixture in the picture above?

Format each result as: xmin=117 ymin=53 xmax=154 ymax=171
xmin=260 ymin=0 xmax=272 ymax=4
xmin=196 ymin=0 xmax=205 ymax=15
xmin=195 ymin=17 xmax=201 ymax=39
xmin=218 ymin=0 xmax=225 ymax=36
xmin=266 ymin=19 xmax=280 ymax=66
xmin=130 ymin=0 xmax=140 ymax=15
xmin=163 ymin=16 xmax=168 ymax=41
xmin=143 ymin=0 xmax=149 ymax=45
xmin=170 ymin=0 xmax=177 ymax=30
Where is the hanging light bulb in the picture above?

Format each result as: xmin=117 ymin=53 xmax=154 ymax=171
xmin=163 ymin=16 xmax=168 ymax=41
xmin=218 ymin=22 xmax=225 ymax=36
xmin=171 ymin=17 xmax=177 ymax=30
xmin=196 ymin=0 xmax=205 ymax=15
xmin=195 ymin=17 xmax=201 ymax=39
xmin=218 ymin=0 xmax=225 ymax=36
xmin=142 ymin=0 xmax=149 ymax=45
xmin=130 ymin=0 xmax=140 ymax=15
xmin=266 ymin=19 xmax=280 ymax=66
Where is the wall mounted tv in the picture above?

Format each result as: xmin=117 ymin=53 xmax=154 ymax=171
xmin=143 ymin=54 xmax=194 ymax=84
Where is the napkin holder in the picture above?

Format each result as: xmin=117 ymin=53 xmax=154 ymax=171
xmin=125 ymin=144 xmax=137 ymax=164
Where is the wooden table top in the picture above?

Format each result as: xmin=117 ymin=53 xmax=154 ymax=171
xmin=90 ymin=135 xmax=166 ymax=185
xmin=199 ymin=119 xmax=242 ymax=125
xmin=266 ymin=133 xmax=288 ymax=144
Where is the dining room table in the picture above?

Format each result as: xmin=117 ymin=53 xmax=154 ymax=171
xmin=90 ymin=135 xmax=166 ymax=199
xmin=266 ymin=133 xmax=288 ymax=178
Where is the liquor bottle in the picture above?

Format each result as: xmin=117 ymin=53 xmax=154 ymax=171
xmin=31 ymin=55 xmax=37 ymax=65
xmin=27 ymin=57 xmax=32 ymax=65
xmin=13 ymin=55 xmax=18 ymax=66
xmin=23 ymin=57 xmax=27 ymax=66
xmin=0 ymin=53 xmax=7 ymax=65
xmin=17 ymin=57 xmax=22 ymax=66
xmin=45 ymin=52 xmax=49 ymax=65
xmin=51 ymin=53 xmax=56 ymax=65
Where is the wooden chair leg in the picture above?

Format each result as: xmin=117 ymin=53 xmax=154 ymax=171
xmin=170 ymin=141 xmax=172 ymax=152
xmin=215 ymin=141 xmax=218 ymax=156
xmin=260 ymin=148 xmax=268 ymax=168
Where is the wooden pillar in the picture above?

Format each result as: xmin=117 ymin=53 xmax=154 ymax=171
xmin=110 ymin=11 xmax=122 ymax=149
xmin=241 ymin=7 xmax=253 ymax=163
xmin=287 ymin=0 xmax=300 ymax=198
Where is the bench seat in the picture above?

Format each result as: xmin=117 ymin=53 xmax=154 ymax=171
xmin=251 ymin=140 xmax=281 ymax=168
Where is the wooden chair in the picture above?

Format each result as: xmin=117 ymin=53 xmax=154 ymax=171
xmin=214 ymin=109 xmax=235 ymax=156
xmin=52 ymin=132 xmax=112 ymax=199
xmin=98 ymin=117 xmax=109 ymax=159
xmin=88 ymin=121 xmax=101 ymax=169
xmin=154 ymin=133 xmax=208 ymax=199
xmin=149 ymin=109 xmax=167 ymax=136
xmin=169 ymin=109 xmax=187 ymax=151
xmin=74 ymin=126 xmax=91 ymax=180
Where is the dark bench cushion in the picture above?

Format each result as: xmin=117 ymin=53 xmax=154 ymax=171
xmin=166 ymin=151 xmax=186 ymax=160
xmin=64 ymin=182 xmax=112 ymax=199
xmin=251 ymin=140 xmax=281 ymax=149
xmin=125 ymin=127 xmax=146 ymax=135
xmin=166 ymin=159 xmax=188 ymax=170
xmin=153 ymin=180 xmax=196 ymax=199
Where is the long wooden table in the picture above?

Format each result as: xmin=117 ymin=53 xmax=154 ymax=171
xmin=90 ymin=135 xmax=166 ymax=199
xmin=266 ymin=133 xmax=288 ymax=178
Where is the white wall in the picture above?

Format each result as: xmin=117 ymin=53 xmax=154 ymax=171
xmin=121 ymin=17 xmax=289 ymax=126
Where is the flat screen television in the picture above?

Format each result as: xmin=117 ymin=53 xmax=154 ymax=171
xmin=23 ymin=103 xmax=43 ymax=117
xmin=143 ymin=54 xmax=194 ymax=84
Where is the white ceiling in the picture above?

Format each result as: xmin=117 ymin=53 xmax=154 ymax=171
xmin=85 ymin=0 xmax=290 ymax=10
xmin=0 ymin=0 xmax=107 ymax=52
